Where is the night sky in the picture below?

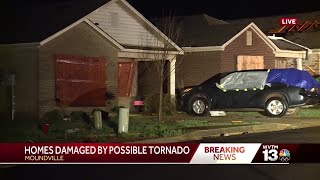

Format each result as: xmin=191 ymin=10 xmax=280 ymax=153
xmin=127 ymin=0 xmax=320 ymax=19
xmin=2 ymin=0 xmax=320 ymax=20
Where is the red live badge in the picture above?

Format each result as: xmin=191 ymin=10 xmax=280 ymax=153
xmin=280 ymin=18 xmax=298 ymax=26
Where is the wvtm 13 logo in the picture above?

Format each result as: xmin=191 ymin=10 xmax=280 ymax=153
xmin=262 ymin=145 xmax=291 ymax=163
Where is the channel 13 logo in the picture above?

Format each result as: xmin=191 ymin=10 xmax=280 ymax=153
xmin=262 ymin=145 xmax=291 ymax=162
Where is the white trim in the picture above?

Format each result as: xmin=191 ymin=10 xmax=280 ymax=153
xmin=268 ymin=35 xmax=311 ymax=51
xmin=182 ymin=46 xmax=224 ymax=52
xmin=118 ymin=51 xmax=177 ymax=60
xmin=122 ymin=48 xmax=183 ymax=55
xmin=275 ymin=50 xmax=306 ymax=58
xmin=119 ymin=0 xmax=183 ymax=53
xmin=170 ymin=57 xmax=176 ymax=96
xmin=84 ymin=19 xmax=124 ymax=50
xmin=0 ymin=42 xmax=40 ymax=48
xmin=40 ymin=0 xmax=118 ymax=46
xmin=222 ymin=23 xmax=280 ymax=52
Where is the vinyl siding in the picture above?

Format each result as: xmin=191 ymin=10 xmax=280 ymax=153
xmin=39 ymin=22 xmax=119 ymax=116
xmin=88 ymin=1 xmax=164 ymax=48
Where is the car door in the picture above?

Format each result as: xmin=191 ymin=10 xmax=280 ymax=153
xmin=209 ymin=85 xmax=234 ymax=109
xmin=231 ymin=71 xmax=269 ymax=108
xmin=210 ymin=72 xmax=244 ymax=109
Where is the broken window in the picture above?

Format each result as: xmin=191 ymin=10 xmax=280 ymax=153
xmin=216 ymin=71 xmax=268 ymax=90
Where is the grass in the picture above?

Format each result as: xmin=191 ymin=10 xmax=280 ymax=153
xmin=0 ymin=113 xmax=252 ymax=143
xmin=298 ymin=107 xmax=320 ymax=118
xmin=0 ymin=119 xmax=39 ymax=142
xmin=1 ymin=107 xmax=319 ymax=143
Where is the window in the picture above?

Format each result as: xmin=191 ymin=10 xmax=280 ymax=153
xmin=237 ymin=56 xmax=264 ymax=70
xmin=217 ymin=71 xmax=268 ymax=90
xmin=246 ymin=31 xmax=252 ymax=45
xmin=110 ymin=12 xmax=119 ymax=28
xmin=55 ymin=55 xmax=107 ymax=107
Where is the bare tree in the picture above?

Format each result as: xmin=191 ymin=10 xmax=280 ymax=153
xmin=139 ymin=13 xmax=183 ymax=122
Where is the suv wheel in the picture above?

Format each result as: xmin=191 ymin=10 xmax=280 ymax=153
xmin=188 ymin=97 xmax=209 ymax=116
xmin=264 ymin=97 xmax=288 ymax=117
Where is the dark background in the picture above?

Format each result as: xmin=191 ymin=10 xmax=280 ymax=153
xmin=2 ymin=0 xmax=320 ymax=20
xmin=128 ymin=0 xmax=320 ymax=19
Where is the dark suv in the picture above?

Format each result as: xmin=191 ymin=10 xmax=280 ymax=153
xmin=180 ymin=69 xmax=320 ymax=117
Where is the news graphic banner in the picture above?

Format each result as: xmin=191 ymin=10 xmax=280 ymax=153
xmin=0 ymin=143 xmax=319 ymax=164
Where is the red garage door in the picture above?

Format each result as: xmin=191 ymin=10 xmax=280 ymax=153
xmin=118 ymin=62 xmax=136 ymax=97
xmin=55 ymin=55 xmax=107 ymax=107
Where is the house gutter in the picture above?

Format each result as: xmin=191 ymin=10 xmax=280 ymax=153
xmin=0 ymin=42 xmax=41 ymax=48
xmin=182 ymin=46 xmax=225 ymax=52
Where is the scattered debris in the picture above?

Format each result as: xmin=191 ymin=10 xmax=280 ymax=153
xmin=231 ymin=120 xmax=243 ymax=123
xmin=63 ymin=117 xmax=71 ymax=121
xmin=210 ymin=111 xmax=226 ymax=117
xmin=65 ymin=128 xmax=80 ymax=134
xmin=220 ymin=133 xmax=229 ymax=137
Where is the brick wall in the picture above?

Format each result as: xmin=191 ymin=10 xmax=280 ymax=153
xmin=0 ymin=45 xmax=39 ymax=120
xmin=39 ymin=22 xmax=119 ymax=116
xmin=275 ymin=57 xmax=300 ymax=69
xmin=306 ymin=53 xmax=320 ymax=74
xmin=221 ymin=28 xmax=276 ymax=73
xmin=176 ymin=51 xmax=222 ymax=88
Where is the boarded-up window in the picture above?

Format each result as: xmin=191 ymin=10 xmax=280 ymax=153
xmin=246 ymin=31 xmax=252 ymax=46
xmin=55 ymin=55 xmax=107 ymax=107
xmin=237 ymin=56 xmax=264 ymax=70
xmin=118 ymin=62 xmax=136 ymax=97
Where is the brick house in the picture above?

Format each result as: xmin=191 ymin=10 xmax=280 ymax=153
xmin=0 ymin=0 xmax=182 ymax=120
xmin=159 ymin=14 xmax=312 ymax=88
xmin=171 ymin=15 xmax=279 ymax=88
xmin=227 ymin=11 xmax=320 ymax=74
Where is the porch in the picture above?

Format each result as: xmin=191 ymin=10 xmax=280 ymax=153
xmin=117 ymin=50 xmax=179 ymax=110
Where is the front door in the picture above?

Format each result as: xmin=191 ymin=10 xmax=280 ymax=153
xmin=118 ymin=62 xmax=136 ymax=97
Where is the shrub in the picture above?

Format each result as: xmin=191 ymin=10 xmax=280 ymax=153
xmin=70 ymin=111 xmax=91 ymax=124
xmin=162 ymin=94 xmax=176 ymax=115
xmin=143 ymin=94 xmax=176 ymax=115
xmin=41 ymin=110 xmax=63 ymax=125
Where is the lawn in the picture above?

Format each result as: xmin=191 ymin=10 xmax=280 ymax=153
xmin=298 ymin=106 xmax=320 ymax=118
xmin=0 ymin=112 xmax=255 ymax=143
xmin=1 ymin=107 xmax=319 ymax=143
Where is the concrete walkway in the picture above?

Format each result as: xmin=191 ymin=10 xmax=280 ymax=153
xmin=134 ymin=118 xmax=320 ymax=143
